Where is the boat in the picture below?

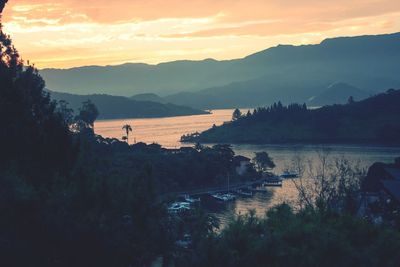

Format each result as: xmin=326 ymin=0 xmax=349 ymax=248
xmin=263 ymin=176 xmax=283 ymax=187
xmin=280 ymin=171 xmax=299 ymax=178
xmin=211 ymin=172 xmax=237 ymax=201
xmin=235 ymin=189 xmax=253 ymax=197
xmin=167 ymin=202 xmax=191 ymax=214
xmin=211 ymin=193 xmax=236 ymax=201
xmin=182 ymin=194 xmax=200 ymax=203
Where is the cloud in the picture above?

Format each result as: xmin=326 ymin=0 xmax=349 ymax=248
xmin=1 ymin=0 xmax=400 ymax=68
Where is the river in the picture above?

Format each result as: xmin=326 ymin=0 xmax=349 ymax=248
xmin=95 ymin=109 xmax=400 ymax=225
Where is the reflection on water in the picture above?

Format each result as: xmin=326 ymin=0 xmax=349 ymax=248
xmin=95 ymin=109 xmax=236 ymax=148
xmin=95 ymin=110 xmax=400 ymax=225
xmin=200 ymin=180 xmax=300 ymax=228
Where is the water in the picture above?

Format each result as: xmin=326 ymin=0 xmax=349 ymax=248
xmin=95 ymin=109 xmax=237 ymax=148
xmin=95 ymin=110 xmax=400 ymax=226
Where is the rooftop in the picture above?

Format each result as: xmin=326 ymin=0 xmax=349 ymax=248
xmin=384 ymin=167 xmax=400 ymax=181
xmin=382 ymin=180 xmax=400 ymax=203
xmin=234 ymin=155 xmax=251 ymax=162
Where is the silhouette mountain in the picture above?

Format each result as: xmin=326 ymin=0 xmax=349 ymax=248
xmin=41 ymin=32 xmax=400 ymax=109
xmin=308 ymin=82 xmax=370 ymax=106
xmin=131 ymin=93 xmax=167 ymax=103
xmin=49 ymin=91 xmax=207 ymax=120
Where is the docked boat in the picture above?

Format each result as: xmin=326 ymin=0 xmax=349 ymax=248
xmin=235 ymin=189 xmax=253 ymax=197
xmin=263 ymin=176 xmax=283 ymax=187
xmin=280 ymin=171 xmax=299 ymax=178
xmin=211 ymin=193 xmax=236 ymax=201
xmin=167 ymin=202 xmax=191 ymax=214
xmin=183 ymin=194 xmax=201 ymax=203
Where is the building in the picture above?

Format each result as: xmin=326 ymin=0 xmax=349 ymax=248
xmin=361 ymin=158 xmax=400 ymax=224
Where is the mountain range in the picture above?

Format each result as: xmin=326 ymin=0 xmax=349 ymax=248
xmin=41 ymin=32 xmax=400 ymax=109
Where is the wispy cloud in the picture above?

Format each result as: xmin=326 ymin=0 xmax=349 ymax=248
xmin=2 ymin=0 xmax=400 ymax=68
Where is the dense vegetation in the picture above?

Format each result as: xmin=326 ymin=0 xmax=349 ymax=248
xmin=183 ymin=90 xmax=400 ymax=144
xmin=2 ymin=2 xmax=400 ymax=266
xmin=178 ymin=205 xmax=400 ymax=267
xmin=50 ymin=90 xmax=207 ymax=120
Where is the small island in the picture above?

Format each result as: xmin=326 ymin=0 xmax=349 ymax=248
xmin=182 ymin=89 xmax=400 ymax=145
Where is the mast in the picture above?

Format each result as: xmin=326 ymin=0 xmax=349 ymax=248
xmin=227 ymin=172 xmax=230 ymax=193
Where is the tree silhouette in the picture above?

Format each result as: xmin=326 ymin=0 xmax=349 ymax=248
xmin=253 ymin=152 xmax=275 ymax=172
xmin=57 ymin=100 xmax=74 ymax=126
xmin=0 ymin=0 xmax=75 ymax=183
xmin=122 ymin=124 xmax=133 ymax=143
xmin=76 ymin=100 xmax=99 ymax=129
xmin=0 ymin=0 xmax=8 ymax=14
xmin=232 ymin=108 xmax=242 ymax=121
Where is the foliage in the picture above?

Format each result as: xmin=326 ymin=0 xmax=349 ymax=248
xmin=176 ymin=155 xmax=399 ymax=267
xmin=184 ymin=91 xmax=400 ymax=144
xmin=178 ymin=203 xmax=400 ymax=267
xmin=253 ymin=151 xmax=276 ymax=172
xmin=0 ymin=16 xmax=75 ymax=185
xmin=232 ymin=108 xmax=242 ymax=121
xmin=122 ymin=124 xmax=133 ymax=143
xmin=0 ymin=0 xmax=7 ymax=14
xmin=87 ymin=139 xmax=245 ymax=193
xmin=76 ymin=99 xmax=99 ymax=128
xmin=0 ymin=8 xmax=170 ymax=266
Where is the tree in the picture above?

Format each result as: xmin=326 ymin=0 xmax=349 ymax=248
xmin=76 ymin=100 xmax=99 ymax=129
xmin=348 ymin=96 xmax=355 ymax=104
xmin=253 ymin=152 xmax=275 ymax=172
xmin=122 ymin=124 xmax=133 ymax=143
xmin=0 ymin=0 xmax=7 ymax=14
xmin=1 ymin=5 xmax=74 ymax=183
xmin=232 ymin=108 xmax=242 ymax=121
xmin=57 ymin=100 xmax=74 ymax=126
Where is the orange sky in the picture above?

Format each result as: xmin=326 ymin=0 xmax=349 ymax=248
xmin=2 ymin=0 xmax=400 ymax=68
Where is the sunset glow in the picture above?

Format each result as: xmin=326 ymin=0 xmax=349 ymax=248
xmin=2 ymin=0 xmax=400 ymax=68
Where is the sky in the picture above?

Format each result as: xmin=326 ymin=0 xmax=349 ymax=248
xmin=2 ymin=0 xmax=400 ymax=69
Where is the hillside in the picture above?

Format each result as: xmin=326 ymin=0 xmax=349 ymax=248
xmin=308 ymin=82 xmax=370 ymax=106
xmin=40 ymin=32 xmax=400 ymax=109
xmin=49 ymin=91 xmax=207 ymax=120
xmin=182 ymin=89 xmax=400 ymax=144
xmin=131 ymin=93 xmax=167 ymax=103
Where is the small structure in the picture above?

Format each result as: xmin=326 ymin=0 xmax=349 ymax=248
xmin=361 ymin=158 xmax=400 ymax=222
xmin=233 ymin=155 xmax=251 ymax=176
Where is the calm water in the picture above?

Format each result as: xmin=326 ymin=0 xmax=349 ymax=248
xmin=95 ymin=110 xmax=400 ymax=225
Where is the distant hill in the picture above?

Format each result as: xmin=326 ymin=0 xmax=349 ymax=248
xmin=308 ymin=82 xmax=370 ymax=106
xmin=131 ymin=93 xmax=166 ymax=103
xmin=182 ymin=89 xmax=400 ymax=144
xmin=40 ymin=32 xmax=400 ymax=109
xmin=49 ymin=91 xmax=207 ymax=120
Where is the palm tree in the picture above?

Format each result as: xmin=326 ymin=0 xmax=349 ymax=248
xmin=122 ymin=124 xmax=133 ymax=143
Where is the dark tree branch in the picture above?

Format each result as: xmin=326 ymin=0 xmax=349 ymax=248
xmin=0 ymin=0 xmax=8 ymax=14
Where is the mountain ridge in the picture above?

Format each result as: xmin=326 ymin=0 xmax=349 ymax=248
xmin=40 ymin=32 xmax=400 ymax=108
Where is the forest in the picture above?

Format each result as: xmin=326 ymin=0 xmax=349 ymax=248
xmin=182 ymin=91 xmax=400 ymax=144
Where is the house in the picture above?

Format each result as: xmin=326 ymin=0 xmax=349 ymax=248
xmin=233 ymin=155 xmax=251 ymax=176
xmin=363 ymin=158 xmax=400 ymax=193
xmin=361 ymin=158 xmax=400 ymax=222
